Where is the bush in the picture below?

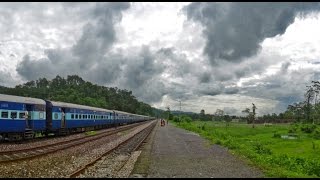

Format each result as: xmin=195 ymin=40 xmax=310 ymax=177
xmin=301 ymin=124 xmax=317 ymax=133
xmin=182 ymin=116 xmax=192 ymax=123
xmin=215 ymin=139 xmax=222 ymax=145
xmin=201 ymin=123 xmax=207 ymax=130
xmin=273 ymin=131 xmax=281 ymax=138
xmin=312 ymin=128 xmax=320 ymax=139
xmin=173 ymin=116 xmax=180 ymax=123
xmin=253 ymin=143 xmax=272 ymax=155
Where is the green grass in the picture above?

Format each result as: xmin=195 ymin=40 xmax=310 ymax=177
xmin=171 ymin=120 xmax=320 ymax=178
xmin=85 ymin=130 xmax=97 ymax=136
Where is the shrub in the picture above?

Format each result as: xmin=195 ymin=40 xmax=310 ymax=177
xmin=215 ymin=139 xmax=222 ymax=145
xmin=173 ymin=116 xmax=180 ymax=123
xmin=312 ymin=128 xmax=320 ymax=139
xmin=273 ymin=131 xmax=281 ymax=138
xmin=253 ymin=143 xmax=272 ymax=155
xmin=201 ymin=123 xmax=207 ymax=130
xmin=182 ymin=116 xmax=192 ymax=123
xmin=301 ymin=124 xmax=317 ymax=133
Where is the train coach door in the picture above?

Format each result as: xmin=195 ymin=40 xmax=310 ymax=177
xmin=25 ymin=104 xmax=33 ymax=129
xmin=61 ymin=108 xmax=66 ymax=128
xmin=45 ymin=101 xmax=53 ymax=132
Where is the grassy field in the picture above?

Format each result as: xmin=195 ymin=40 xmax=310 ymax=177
xmin=171 ymin=120 xmax=320 ymax=178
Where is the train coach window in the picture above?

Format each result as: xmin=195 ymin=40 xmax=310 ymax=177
xmin=1 ymin=111 xmax=8 ymax=118
xmin=39 ymin=112 xmax=44 ymax=119
xmin=54 ymin=113 xmax=58 ymax=120
xmin=71 ymin=114 xmax=74 ymax=119
xmin=75 ymin=114 xmax=78 ymax=119
xmin=19 ymin=112 xmax=25 ymax=119
xmin=11 ymin=112 xmax=17 ymax=119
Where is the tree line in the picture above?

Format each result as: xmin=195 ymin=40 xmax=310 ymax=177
xmin=283 ymin=80 xmax=320 ymax=124
xmin=0 ymin=75 xmax=159 ymax=117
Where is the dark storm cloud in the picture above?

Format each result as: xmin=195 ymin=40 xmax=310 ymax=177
xmin=72 ymin=2 xmax=130 ymax=63
xmin=197 ymin=83 xmax=224 ymax=96
xmin=16 ymin=55 xmax=56 ymax=80
xmin=199 ymin=72 xmax=211 ymax=83
xmin=17 ymin=2 xmax=130 ymax=83
xmin=224 ymin=86 xmax=239 ymax=94
xmin=122 ymin=46 xmax=164 ymax=90
xmin=156 ymin=47 xmax=193 ymax=77
xmin=184 ymin=2 xmax=320 ymax=64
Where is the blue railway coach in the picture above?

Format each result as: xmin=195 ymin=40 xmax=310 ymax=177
xmin=0 ymin=93 xmax=155 ymax=141
xmin=0 ymin=94 xmax=46 ymax=140
xmin=46 ymin=100 xmax=115 ymax=134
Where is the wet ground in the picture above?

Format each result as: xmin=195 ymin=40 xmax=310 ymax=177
xmin=131 ymin=120 xmax=264 ymax=178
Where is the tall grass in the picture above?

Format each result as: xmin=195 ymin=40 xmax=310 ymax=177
xmin=172 ymin=120 xmax=320 ymax=177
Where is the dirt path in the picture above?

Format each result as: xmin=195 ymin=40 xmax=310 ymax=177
xmin=130 ymin=120 xmax=264 ymax=178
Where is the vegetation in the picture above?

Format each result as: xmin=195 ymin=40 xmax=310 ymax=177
xmin=170 ymin=120 xmax=320 ymax=177
xmin=0 ymin=75 xmax=164 ymax=117
xmin=85 ymin=131 xmax=97 ymax=136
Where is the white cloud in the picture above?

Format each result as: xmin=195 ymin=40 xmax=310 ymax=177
xmin=1 ymin=3 xmax=320 ymax=116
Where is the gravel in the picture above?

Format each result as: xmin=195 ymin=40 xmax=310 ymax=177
xmin=0 ymin=121 xmax=154 ymax=178
xmin=78 ymin=122 xmax=155 ymax=178
xmin=0 ymin=127 xmax=117 ymax=152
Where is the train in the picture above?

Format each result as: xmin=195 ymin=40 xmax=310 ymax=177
xmin=0 ymin=93 xmax=155 ymax=141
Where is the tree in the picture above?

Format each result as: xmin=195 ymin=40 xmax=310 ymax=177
xmin=0 ymin=74 xmax=157 ymax=117
xmin=224 ymin=115 xmax=232 ymax=127
xmin=288 ymin=102 xmax=304 ymax=123
xmin=214 ymin=109 xmax=224 ymax=121
xmin=305 ymin=85 xmax=315 ymax=123
xmin=200 ymin=109 xmax=205 ymax=120
xmin=312 ymin=81 xmax=320 ymax=124
xmin=242 ymin=107 xmax=254 ymax=126
xmin=252 ymin=103 xmax=257 ymax=128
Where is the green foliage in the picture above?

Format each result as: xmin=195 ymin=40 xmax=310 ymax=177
xmin=253 ymin=142 xmax=272 ymax=155
xmin=301 ymin=124 xmax=317 ymax=133
xmin=201 ymin=123 xmax=207 ymax=130
xmin=173 ymin=116 xmax=180 ymax=122
xmin=171 ymin=120 xmax=320 ymax=177
xmin=0 ymin=75 xmax=154 ymax=116
xmin=182 ymin=116 xmax=192 ymax=123
xmin=273 ymin=131 xmax=281 ymax=138
xmin=313 ymin=128 xmax=320 ymax=139
xmin=85 ymin=131 xmax=97 ymax=136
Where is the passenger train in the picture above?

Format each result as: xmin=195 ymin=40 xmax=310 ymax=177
xmin=0 ymin=94 xmax=155 ymax=141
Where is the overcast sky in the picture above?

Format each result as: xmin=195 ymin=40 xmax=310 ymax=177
xmin=1 ymin=2 xmax=320 ymax=116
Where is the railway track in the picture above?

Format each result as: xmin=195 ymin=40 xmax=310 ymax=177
xmin=0 ymin=122 xmax=147 ymax=163
xmin=68 ymin=121 xmax=156 ymax=178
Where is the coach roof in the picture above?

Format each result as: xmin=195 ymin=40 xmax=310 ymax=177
xmin=49 ymin=101 xmax=112 ymax=112
xmin=0 ymin=93 xmax=45 ymax=105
